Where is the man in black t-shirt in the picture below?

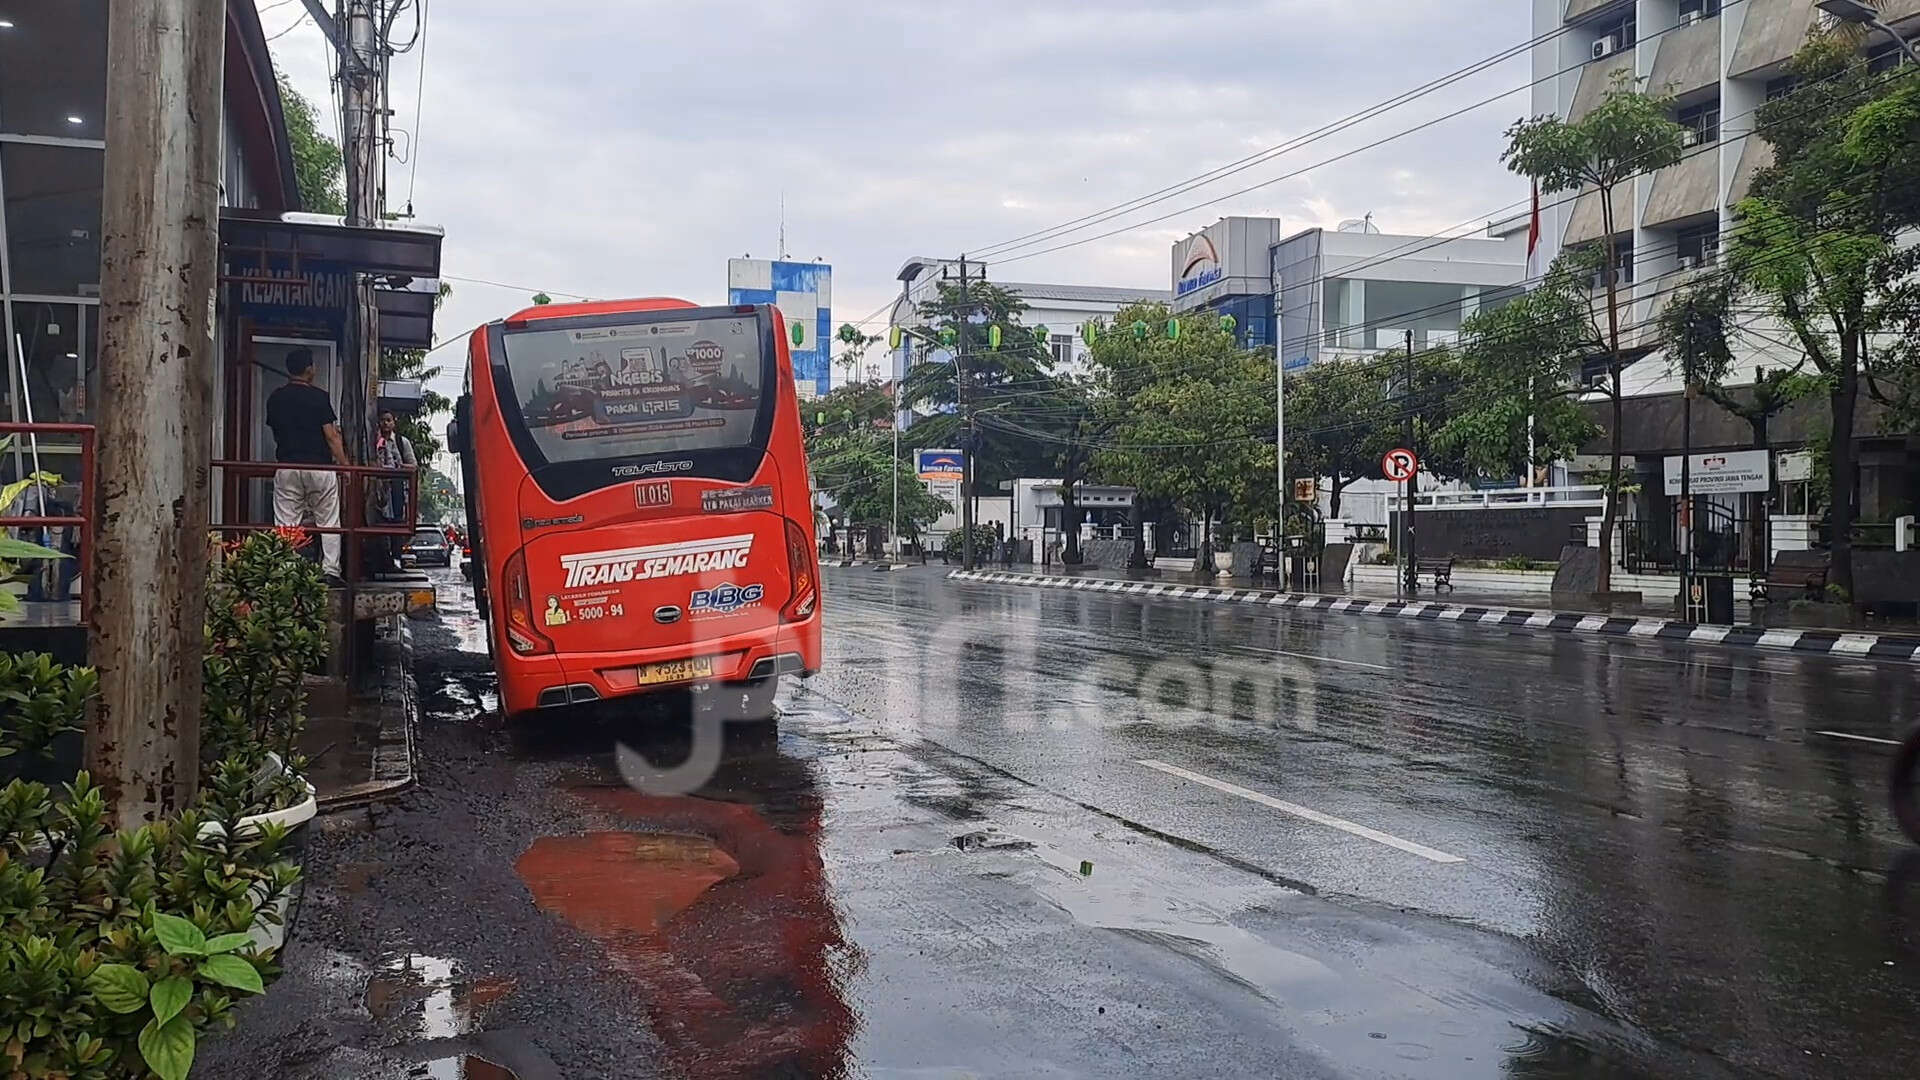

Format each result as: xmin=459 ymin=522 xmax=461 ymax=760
xmin=264 ymin=348 xmax=351 ymax=580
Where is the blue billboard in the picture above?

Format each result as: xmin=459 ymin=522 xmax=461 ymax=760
xmin=727 ymin=258 xmax=832 ymax=398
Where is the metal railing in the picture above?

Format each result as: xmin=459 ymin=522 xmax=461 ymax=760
xmin=1409 ymin=484 xmax=1608 ymax=510
xmin=209 ymin=459 xmax=420 ymax=582
xmin=0 ymin=422 xmax=96 ymax=622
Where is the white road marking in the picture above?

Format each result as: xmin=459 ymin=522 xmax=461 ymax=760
xmin=1688 ymin=625 xmax=1731 ymax=644
xmin=1812 ymin=730 xmax=1903 ymax=746
xmin=1575 ymin=615 xmax=1609 ymax=632
xmin=1628 ymin=618 xmax=1666 ymax=638
xmin=1478 ymin=610 xmax=1508 ymax=625
xmin=1270 ymin=650 xmax=1391 ymax=671
xmin=1137 ymin=759 xmax=1465 ymax=864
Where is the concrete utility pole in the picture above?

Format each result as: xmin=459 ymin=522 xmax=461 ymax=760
xmin=956 ymin=256 xmax=977 ymax=572
xmin=339 ymin=0 xmax=386 ymax=458
xmin=88 ymin=0 xmax=225 ymax=825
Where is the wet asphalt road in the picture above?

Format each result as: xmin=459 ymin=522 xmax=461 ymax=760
xmin=206 ymin=564 xmax=1920 ymax=1079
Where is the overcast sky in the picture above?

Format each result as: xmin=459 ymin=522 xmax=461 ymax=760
xmin=266 ymin=0 xmax=1532 ymax=452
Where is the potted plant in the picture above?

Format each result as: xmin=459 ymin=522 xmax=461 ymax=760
xmin=198 ymin=529 xmax=329 ymax=837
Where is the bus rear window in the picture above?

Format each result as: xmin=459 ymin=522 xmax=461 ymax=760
xmin=499 ymin=313 xmax=767 ymax=464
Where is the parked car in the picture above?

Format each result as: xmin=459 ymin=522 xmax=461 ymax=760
xmin=402 ymin=525 xmax=453 ymax=568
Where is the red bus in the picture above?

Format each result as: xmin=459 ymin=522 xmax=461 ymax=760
xmin=449 ymin=298 xmax=821 ymax=724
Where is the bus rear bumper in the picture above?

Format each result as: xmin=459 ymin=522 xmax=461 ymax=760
xmin=498 ymin=618 xmax=822 ymax=718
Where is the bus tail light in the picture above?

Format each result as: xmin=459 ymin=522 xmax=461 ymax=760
xmin=782 ymin=518 xmax=818 ymax=622
xmin=503 ymin=548 xmax=554 ymax=655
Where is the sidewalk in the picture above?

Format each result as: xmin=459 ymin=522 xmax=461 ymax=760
xmin=949 ymin=567 xmax=1920 ymax=665
xmin=298 ymin=614 xmax=418 ymax=808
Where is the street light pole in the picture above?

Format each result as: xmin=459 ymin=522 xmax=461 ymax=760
xmin=1818 ymin=0 xmax=1920 ymax=64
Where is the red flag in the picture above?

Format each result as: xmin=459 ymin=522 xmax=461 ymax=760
xmin=1525 ymin=181 xmax=1544 ymax=281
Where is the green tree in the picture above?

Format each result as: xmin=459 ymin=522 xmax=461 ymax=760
xmin=1723 ymin=41 xmax=1920 ymax=598
xmin=1433 ymin=258 xmax=1605 ymax=487
xmin=417 ymin=466 xmax=462 ymax=523
xmin=1092 ymin=313 xmax=1272 ymax=573
xmin=276 ymin=72 xmax=344 ymax=215
xmin=810 ymin=437 xmax=950 ymax=554
xmin=1284 ymin=360 xmax=1399 ymax=518
xmin=900 ymin=279 xmax=1056 ymax=491
xmin=1500 ymin=75 xmax=1685 ymax=592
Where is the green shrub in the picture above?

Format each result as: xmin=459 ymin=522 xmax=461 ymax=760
xmin=1495 ymin=555 xmax=1537 ymax=571
xmin=201 ymin=531 xmax=328 ymax=812
xmin=944 ymin=524 xmax=998 ymax=557
xmin=0 ymin=772 xmax=298 ymax=1080
xmin=0 ymin=653 xmax=96 ymax=761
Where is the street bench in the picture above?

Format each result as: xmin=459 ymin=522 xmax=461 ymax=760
xmin=1751 ymin=555 xmax=1827 ymax=602
xmin=1415 ymin=556 xmax=1455 ymax=592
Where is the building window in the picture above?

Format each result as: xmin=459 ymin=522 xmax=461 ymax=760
xmin=1678 ymin=99 xmax=1720 ymax=146
xmin=1867 ymin=40 xmax=1915 ymax=76
xmin=2 ymin=143 xmax=104 ymax=297
xmin=1592 ymin=9 xmax=1636 ymax=57
xmin=1765 ymin=75 xmax=1798 ymax=102
xmin=1677 ymin=223 xmax=1720 ymax=267
xmin=0 ymin=1 xmax=110 ymax=138
xmin=1049 ymin=334 xmax=1074 ymax=367
xmin=1580 ymin=238 xmax=1634 ymax=287
xmin=1678 ymin=0 xmax=1719 ymax=21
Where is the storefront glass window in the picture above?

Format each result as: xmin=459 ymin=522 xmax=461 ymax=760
xmin=0 ymin=1 xmax=110 ymax=138
xmin=2 ymin=143 xmax=104 ymax=297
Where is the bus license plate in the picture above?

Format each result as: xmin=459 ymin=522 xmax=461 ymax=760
xmin=635 ymin=657 xmax=715 ymax=686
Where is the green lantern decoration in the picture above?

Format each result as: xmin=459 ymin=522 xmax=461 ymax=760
xmin=940 ymin=327 xmax=958 ymax=347
xmin=1081 ymin=321 xmax=1100 ymax=345
xmin=888 ymin=326 xmax=904 ymax=349
xmin=1132 ymin=320 xmax=1149 ymax=340
xmin=989 ymin=324 xmax=1003 ymax=349
xmin=1166 ymin=318 xmax=1180 ymax=340
xmin=1219 ymin=314 xmax=1237 ymax=334
xmin=838 ymin=323 xmax=861 ymax=344
xmin=1034 ymin=324 xmax=1049 ymax=342
xmin=791 ymin=320 xmax=806 ymax=347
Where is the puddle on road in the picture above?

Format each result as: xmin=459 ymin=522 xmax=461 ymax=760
xmin=516 ymin=770 xmax=862 ymax=1080
xmin=364 ymin=953 xmax=525 ymax=1079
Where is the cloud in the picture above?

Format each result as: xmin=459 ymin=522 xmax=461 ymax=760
xmin=263 ymin=0 xmax=1531 ymax=449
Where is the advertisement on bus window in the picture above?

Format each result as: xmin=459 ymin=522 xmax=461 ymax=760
xmin=502 ymin=315 xmax=766 ymax=463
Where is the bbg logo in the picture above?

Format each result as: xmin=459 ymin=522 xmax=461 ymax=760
xmin=689 ymin=581 xmax=764 ymax=614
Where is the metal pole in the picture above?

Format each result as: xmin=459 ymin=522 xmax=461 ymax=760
xmin=1682 ymin=381 xmax=1696 ymax=622
xmin=1868 ymin=13 xmax=1920 ymax=66
xmin=88 ymin=0 xmax=223 ymax=825
xmin=1402 ymin=329 xmax=1417 ymax=594
xmin=957 ymin=255 xmax=976 ymax=572
xmin=1275 ymin=335 xmax=1286 ymax=549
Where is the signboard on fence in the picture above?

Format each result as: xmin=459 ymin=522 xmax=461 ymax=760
xmin=1292 ymin=478 xmax=1317 ymax=503
xmin=1663 ymin=449 xmax=1769 ymax=496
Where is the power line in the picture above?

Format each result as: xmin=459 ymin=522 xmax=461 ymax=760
xmin=980 ymin=1 xmax=1755 ymax=267
xmin=968 ymin=17 xmax=1576 ymax=261
xmin=404 ymin=0 xmax=430 ymax=208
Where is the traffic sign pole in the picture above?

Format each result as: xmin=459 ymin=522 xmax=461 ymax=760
xmin=1381 ymin=448 xmax=1419 ymax=596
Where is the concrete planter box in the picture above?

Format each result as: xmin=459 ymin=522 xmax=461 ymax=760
xmin=198 ymin=753 xmax=316 ymax=954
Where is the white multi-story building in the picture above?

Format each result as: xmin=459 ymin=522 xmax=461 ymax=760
xmin=1272 ymin=221 xmax=1527 ymax=373
xmin=887 ymin=256 xmax=1168 ymax=381
xmin=1528 ymin=0 xmax=1920 ymax=396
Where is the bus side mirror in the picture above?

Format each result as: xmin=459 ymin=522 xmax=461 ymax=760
xmin=448 ymin=395 xmax=472 ymax=455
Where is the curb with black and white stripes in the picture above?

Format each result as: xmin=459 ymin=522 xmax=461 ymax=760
xmin=947 ymin=569 xmax=1920 ymax=664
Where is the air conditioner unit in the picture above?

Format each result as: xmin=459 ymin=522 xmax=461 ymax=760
xmin=1592 ymin=36 xmax=1617 ymax=60
xmin=1681 ymin=11 xmax=1702 ymax=27
xmin=1678 ymin=255 xmax=1699 ymax=270
xmin=1681 ymin=129 xmax=1700 ymax=147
